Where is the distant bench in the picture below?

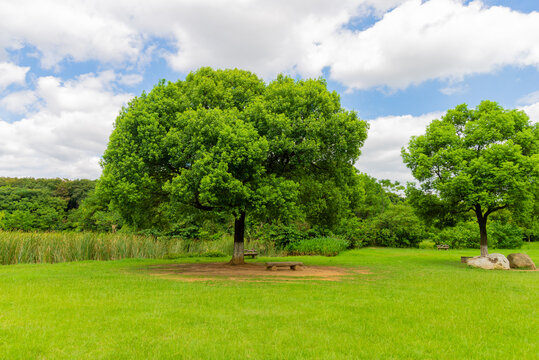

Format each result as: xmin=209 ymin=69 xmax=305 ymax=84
xmin=244 ymin=249 xmax=258 ymax=259
xmin=436 ymin=244 xmax=449 ymax=250
xmin=266 ymin=262 xmax=304 ymax=271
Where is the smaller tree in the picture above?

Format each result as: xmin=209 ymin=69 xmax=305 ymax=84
xmin=402 ymin=101 xmax=538 ymax=256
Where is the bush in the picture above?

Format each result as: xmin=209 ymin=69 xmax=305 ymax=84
xmin=488 ymin=222 xmax=523 ymax=249
xmin=353 ymin=205 xmax=425 ymax=248
xmin=372 ymin=205 xmax=425 ymax=247
xmin=335 ymin=217 xmax=366 ymax=248
xmin=418 ymin=240 xmax=436 ymax=249
xmin=285 ymin=237 xmax=350 ymax=256
xmin=435 ymin=222 xmax=479 ymax=249
xmin=264 ymin=224 xmax=308 ymax=249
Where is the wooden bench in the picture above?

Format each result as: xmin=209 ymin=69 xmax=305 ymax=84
xmin=244 ymin=249 xmax=258 ymax=259
xmin=266 ymin=262 xmax=304 ymax=271
xmin=436 ymin=244 xmax=449 ymax=250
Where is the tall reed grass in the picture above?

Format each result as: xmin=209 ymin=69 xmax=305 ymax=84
xmin=0 ymin=232 xmax=168 ymax=265
xmin=0 ymin=232 xmax=282 ymax=265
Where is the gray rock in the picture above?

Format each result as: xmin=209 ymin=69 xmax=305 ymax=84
xmin=466 ymin=253 xmax=510 ymax=270
xmin=507 ymin=253 xmax=536 ymax=270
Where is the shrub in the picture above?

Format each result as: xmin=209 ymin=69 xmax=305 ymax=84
xmin=418 ymin=240 xmax=436 ymax=249
xmin=264 ymin=224 xmax=308 ymax=249
xmin=335 ymin=217 xmax=366 ymax=248
xmin=488 ymin=222 xmax=523 ymax=249
xmin=354 ymin=205 xmax=425 ymax=248
xmin=285 ymin=237 xmax=350 ymax=256
xmin=167 ymin=224 xmax=200 ymax=239
xmin=372 ymin=205 xmax=425 ymax=247
xmin=435 ymin=222 xmax=479 ymax=249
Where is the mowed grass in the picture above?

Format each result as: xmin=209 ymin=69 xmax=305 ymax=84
xmin=0 ymin=244 xmax=537 ymax=359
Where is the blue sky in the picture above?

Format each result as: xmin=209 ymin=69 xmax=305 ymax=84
xmin=0 ymin=0 xmax=538 ymax=183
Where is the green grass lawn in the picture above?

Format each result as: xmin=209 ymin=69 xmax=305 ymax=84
xmin=1 ymin=245 xmax=537 ymax=359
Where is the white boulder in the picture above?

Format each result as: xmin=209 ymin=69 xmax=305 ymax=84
xmin=466 ymin=253 xmax=510 ymax=270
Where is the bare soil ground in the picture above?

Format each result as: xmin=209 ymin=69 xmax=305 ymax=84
xmin=144 ymin=262 xmax=370 ymax=282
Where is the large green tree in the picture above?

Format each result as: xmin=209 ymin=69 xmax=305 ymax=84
xmin=98 ymin=68 xmax=368 ymax=264
xmin=402 ymin=101 xmax=538 ymax=256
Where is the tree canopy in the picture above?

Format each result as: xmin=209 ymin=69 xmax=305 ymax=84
xmin=402 ymin=101 xmax=539 ymax=255
xmin=98 ymin=68 xmax=368 ymax=263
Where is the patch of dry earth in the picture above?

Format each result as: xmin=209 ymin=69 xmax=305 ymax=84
xmin=144 ymin=262 xmax=370 ymax=282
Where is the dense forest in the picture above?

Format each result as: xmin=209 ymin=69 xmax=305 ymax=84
xmin=0 ymin=178 xmax=95 ymax=231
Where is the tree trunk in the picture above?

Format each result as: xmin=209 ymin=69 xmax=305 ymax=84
xmin=478 ymin=217 xmax=488 ymax=256
xmin=229 ymin=212 xmax=246 ymax=265
xmin=475 ymin=205 xmax=488 ymax=256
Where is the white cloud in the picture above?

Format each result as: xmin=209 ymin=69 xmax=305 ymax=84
xmin=517 ymin=91 xmax=539 ymax=123
xmin=154 ymin=0 xmax=362 ymax=79
xmin=0 ymin=0 xmax=407 ymax=77
xmin=3 ymin=0 xmax=538 ymax=91
xmin=325 ymin=0 xmax=539 ymax=90
xmin=520 ymin=102 xmax=539 ymax=123
xmin=356 ymin=112 xmax=443 ymax=183
xmin=0 ymin=0 xmax=142 ymax=68
xmin=0 ymin=72 xmax=132 ymax=179
xmin=0 ymin=90 xmax=38 ymax=114
xmin=0 ymin=62 xmax=29 ymax=91
xmin=517 ymin=90 xmax=539 ymax=106
xmin=118 ymin=73 xmax=143 ymax=86
xmin=439 ymin=84 xmax=467 ymax=96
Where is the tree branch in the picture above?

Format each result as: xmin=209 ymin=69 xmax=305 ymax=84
xmin=485 ymin=204 xmax=508 ymax=217
xmin=192 ymin=192 xmax=215 ymax=211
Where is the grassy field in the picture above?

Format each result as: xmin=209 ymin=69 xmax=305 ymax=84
xmin=0 ymin=244 xmax=537 ymax=359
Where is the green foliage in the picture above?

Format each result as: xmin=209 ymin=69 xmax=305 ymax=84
xmin=418 ymin=240 xmax=436 ymax=249
xmin=402 ymin=101 xmax=539 ymax=252
xmin=434 ymin=222 xmax=479 ymax=249
xmin=405 ymin=184 xmax=469 ymax=229
xmin=0 ymin=178 xmax=96 ymax=231
xmin=355 ymin=173 xmax=390 ymax=219
xmin=261 ymin=224 xmax=309 ymax=249
xmin=488 ymin=222 xmax=523 ymax=249
xmin=285 ymin=237 xmax=350 ymax=256
xmin=73 ymin=189 xmax=123 ymax=232
xmin=434 ymin=221 xmax=524 ymax=249
xmin=377 ymin=179 xmax=405 ymax=204
xmin=98 ymin=68 xmax=368 ymax=246
xmin=365 ymin=204 xmax=426 ymax=248
xmin=334 ymin=216 xmax=366 ymax=248
xmin=296 ymin=166 xmax=366 ymax=229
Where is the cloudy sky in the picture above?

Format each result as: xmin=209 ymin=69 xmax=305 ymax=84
xmin=1 ymin=0 xmax=538 ymax=183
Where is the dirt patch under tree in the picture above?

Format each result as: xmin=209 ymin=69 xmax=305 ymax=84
xmin=143 ymin=262 xmax=371 ymax=282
